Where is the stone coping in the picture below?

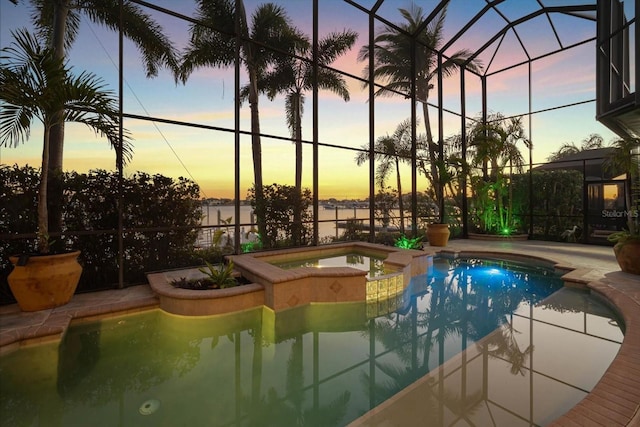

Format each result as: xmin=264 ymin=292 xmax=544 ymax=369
xmin=229 ymin=241 xmax=430 ymax=285
xmin=0 ymin=285 xmax=158 ymax=355
xmin=147 ymin=267 xmax=265 ymax=316
xmin=146 ymin=242 xmax=431 ymax=315
xmin=147 ymin=267 xmax=264 ymax=300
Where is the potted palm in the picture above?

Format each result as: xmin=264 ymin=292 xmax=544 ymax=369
xmin=426 ymin=160 xmax=452 ymax=246
xmin=606 ymin=139 xmax=640 ymax=275
xmin=0 ymin=29 xmax=129 ymax=311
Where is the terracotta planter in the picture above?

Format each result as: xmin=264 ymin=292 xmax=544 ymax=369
xmin=613 ymin=240 xmax=640 ymax=275
xmin=426 ymin=224 xmax=450 ymax=247
xmin=8 ymin=251 xmax=82 ymax=312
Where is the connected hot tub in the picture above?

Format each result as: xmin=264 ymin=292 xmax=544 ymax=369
xmin=229 ymin=241 xmax=431 ymax=311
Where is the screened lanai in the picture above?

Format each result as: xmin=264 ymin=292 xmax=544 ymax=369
xmin=0 ymin=0 xmax=637 ymax=293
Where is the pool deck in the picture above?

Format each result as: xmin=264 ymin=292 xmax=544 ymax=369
xmin=1 ymin=239 xmax=639 ymax=426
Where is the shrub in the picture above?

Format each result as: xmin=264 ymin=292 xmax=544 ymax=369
xmin=248 ymin=183 xmax=313 ymax=248
xmin=1 ymin=166 xmax=214 ymax=304
xmin=512 ymin=170 xmax=583 ymax=240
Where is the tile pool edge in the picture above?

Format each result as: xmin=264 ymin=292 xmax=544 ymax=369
xmin=0 ymin=285 xmax=159 ymax=355
xmin=551 ymin=277 xmax=640 ymax=427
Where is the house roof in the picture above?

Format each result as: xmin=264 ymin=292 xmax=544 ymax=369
xmin=534 ymin=147 xmax=618 ymax=180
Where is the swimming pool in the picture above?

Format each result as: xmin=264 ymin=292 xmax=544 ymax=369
xmin=0 ymin=256 xmax=623 ymax=426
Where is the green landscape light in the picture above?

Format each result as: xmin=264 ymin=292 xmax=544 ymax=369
xmin=501 ymin=227 xmax=512 ymax=236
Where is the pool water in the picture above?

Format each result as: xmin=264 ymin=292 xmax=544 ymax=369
xmin=271 ymin=252 xmax=391 ymax=277
xmin=0 ymin=257 xmax=623 ymax=426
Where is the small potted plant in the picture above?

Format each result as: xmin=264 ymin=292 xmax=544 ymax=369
xmin=0 ymin=29 xmax=129 ymax=310
xmin=606 ymin=138 xmax=640 ymax=275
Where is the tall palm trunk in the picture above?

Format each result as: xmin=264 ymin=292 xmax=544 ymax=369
xmin=293 ymin=93 xmax=303 ymax=245
xmin=508 ymin=162 xmax=513 ymax=230
xmin=497 ymin=179 xmax=505 ymax=230
xmin=422 ymin=102 xmax=441 ymax=219
xmin=247 ymin=66 xmax=267 ymax=246
xmin=237 ymin=0 xmax=267 ymax=247
xmin=38 ymin=127 xmax=51 ymax=254
xmin=293 ymin=93 xmax=303 ymax=192
xmin=395 ymin=157 xmax=405 ymax=234
xmin=490 ymin=157 xmax=499 ymax=181
xmin=47 ymin=0 xmax=70 ymax=239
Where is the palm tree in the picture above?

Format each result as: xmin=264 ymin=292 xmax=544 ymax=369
xmin=8 ymin=0 xmax=179 ymax=235
xmin=356 ymin=119 xmax=416 ymax=234
xmin=248 ymin=29 xmax=357 ymax=192
xmin=546 ymin=133 xmax=604 ymax=162
xmin=466 ymin=113 xmax=530 ymax=233
xmin=467 ymin=113 xmax=530 ymax=182
xmin=0 ymin=29 xmax=131 ymax=253
xmin=358 ymin=3 xmax=482 ymax=220
xmin=244 ymin=28 xmax=357 ymax=245
xmin=180 ymin=0 xmax=301 ymax=247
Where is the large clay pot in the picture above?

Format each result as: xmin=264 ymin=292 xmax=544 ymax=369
xmin=613 ymin=240 xmax=640 ymax=275
xmin=426 ymin=224 xmax=450 ymax=247
xmin=8 ymin=251 xmax=82 ymax=311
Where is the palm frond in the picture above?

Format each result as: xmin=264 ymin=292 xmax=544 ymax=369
xmin=79 ymin=0 xmax=179 ymax=77
xmin=1 ymin=29 xmax=132 ymax=159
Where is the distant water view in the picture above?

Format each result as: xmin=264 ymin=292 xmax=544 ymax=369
xmin=199 ymin=204 xmax=397 ymax=243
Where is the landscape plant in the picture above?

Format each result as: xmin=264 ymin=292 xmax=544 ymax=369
xmin=197 ymin=260 xmax=238 ymax=289
xmin=10 ymin=0 xmax=179 ymax=238
xmin=394 ymin=234 xmax=423 ymax=250
xmin=606 ymin=138 xmax=640 ymax=244
xmin=464 ymin=113 xmax=530 ymax=235
xmin=356 ymin=119 xmax=418 ymax=234
xmin=373 ymin=187 xmax=401 ymax=232
xmin=180 ymin=0 xmax=303 ymax=244
xmin=358 ymin=3 xmax=482 ymax=220
xmin=546 ymin=133 xmax=605 ymax=162
xmin=211 ymin=216 xmax=234 ymax=249
xmin=511 ymin=170 xmax=583 ymax=240
xmin=1 ymin=166 xmax=213 ymax=304
xmin=335 ymin=218 xmax=368 ymax=243
xmin=245 ymin=25 xmax=357 ymax=245
xmin=247 ymin=183 xmax=313 ymax=248
xmin=0 ymin=29 xmax=130 ymax=254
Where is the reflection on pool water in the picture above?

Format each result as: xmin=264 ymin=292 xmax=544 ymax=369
xmin=0 ymin=257 xmax=623 ymax=426
xmin=270 ymin=252 xmax=392 ymax=277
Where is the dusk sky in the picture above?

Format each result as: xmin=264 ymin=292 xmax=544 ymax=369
xmin=0 ymin=0 xmax=622 ymax=199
